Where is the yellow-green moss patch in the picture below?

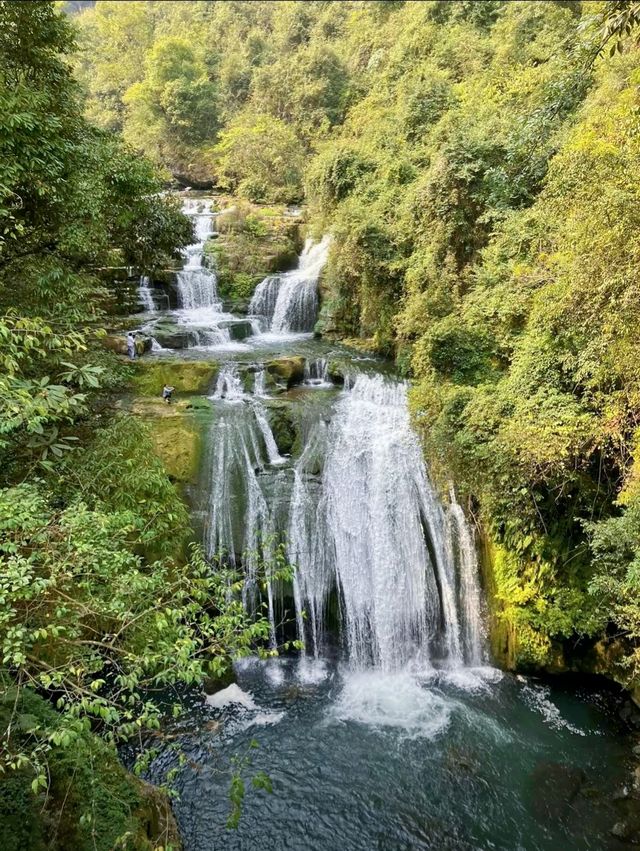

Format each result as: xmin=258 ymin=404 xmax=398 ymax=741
xmin=131 ymin=359 xmax=219 ymax=396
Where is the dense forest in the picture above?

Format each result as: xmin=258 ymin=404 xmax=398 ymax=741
xmin=4 ymin=0 xmax=640 ymax=848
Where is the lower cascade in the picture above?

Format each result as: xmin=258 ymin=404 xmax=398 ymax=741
xmin=204 ymin=368 xmax=486 ymax=671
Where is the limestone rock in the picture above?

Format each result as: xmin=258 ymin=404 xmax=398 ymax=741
xmin=130 ymin=359 xmax=219 ymax=395
xmin=266 ymin=356 xmax=305 ymax=388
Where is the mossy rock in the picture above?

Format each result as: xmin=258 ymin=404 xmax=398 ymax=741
xmin=264 ymin=401 xmax=297 ymax=455
xmin=103 ymin=333 xmax=153 ymax=357
xmin=130 ymin=398 xmax=209 ymax=484
xmin=266 ymin=356 xmax=305 ymax=389
xmin=130 ymin=359 xmax=218 ymax=396
xmin=326 ymin=359 xmax=347 ymax=385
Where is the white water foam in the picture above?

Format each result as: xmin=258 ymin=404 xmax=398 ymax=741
xmin=329 ymin=671 xmax=454 ymax=740
xmin=519 ymin=681 xmax=587 ymax=736
xmin=205 ymin=683 xmax=257 ymax=710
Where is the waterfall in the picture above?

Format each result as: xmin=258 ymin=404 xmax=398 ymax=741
xmin=248 ymin=276 xmax=281 ymax=323
xmin=202 ymin=368 xmax=486 ymax=671
xmin=254 ymin=369 xmax=267 ymax=397
xmin=448 ymin=487 xmax=486 ymax=666
xmin=177 ymin=199 xmax=222 ymax=311
xmin=304 ymin=358 xmax=330 ymax=387
xmin=318 ymin=375 xmax=461 ymax=670
xmin=138 ymin=275 xmax=156 ymax=313
xmin=206 ymin=364 xmax=288 ymax=615
xmin=249 ymin=236 xmax=330 ymax=333
xmin=287 ymin=422 xmax=332 ymax=658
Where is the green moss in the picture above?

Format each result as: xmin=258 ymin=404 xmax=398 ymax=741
xmin=264 ymin=401 xmax=297 ymax=455
xmin=129 ymin=398 xmax=211 ymax=485
xmin=130 ymin=359 xmax=218 ymax=396
xmin=148 ymin=413 xmax=201 ymax=484
xmin=480 ymin=534 xmax=557 ymax=671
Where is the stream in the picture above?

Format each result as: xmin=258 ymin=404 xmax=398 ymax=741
xmin=133 ymin=197 xmax=632 ymax=850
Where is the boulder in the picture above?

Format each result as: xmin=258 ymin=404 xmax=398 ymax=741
xmin=103 ymin=333 xmax=152 ymax=357
xmin=264 ymin=400 xmax=297 ymax=455
xmin=266 ymin=356 xmax=305 ymax=389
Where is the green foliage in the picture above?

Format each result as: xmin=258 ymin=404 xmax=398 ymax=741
xmin=0 ymin=686 xmax=176 ymax=851
xmin=213 ymin=112 xmax=305 ymax=203
xmin=0 ymin=0 xmax=192 ymax=477
xmin=0 ymin=471 xmax=274 ymax=779
xmin=210 ymin=201 xmax=301 ymax=299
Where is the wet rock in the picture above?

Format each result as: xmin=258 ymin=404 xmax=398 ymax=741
xmin=203 ymin=665 xmax=235 ymax=695
xmin=326 ymin=360 xmax=346 ymax=385
xmin=530 ymin=761 xmax=586 ymax=820
xmin=266 ymin=356 xmax=305 ymax=388
xmin=103 ymin=332 xmax=152 ymax=356
xmin=264 ymin=401 xmax=296 ymax=454
xmin=610 ymin=817 xmax=640 ymax=843
xmin=613 ymin=786 xmax=632 ymax=801
xmin=620 ymin=700 xmax=640 ymax=730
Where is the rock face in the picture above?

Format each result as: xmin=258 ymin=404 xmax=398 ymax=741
xmin=130 ymin=359 xmax=219 ymax=396
xmin=266 ymin=356 xmax=305 ymax=389
xmin=143 ymin=402 xmax=204 ymax=485
xmin=103 ymin=333 xmax=153 ymax=356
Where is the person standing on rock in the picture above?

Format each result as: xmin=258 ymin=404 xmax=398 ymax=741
xmin=162 ymin=384 xmax=174 ymax=404
xmin=127 ymin=332 xmax=136 ymax=360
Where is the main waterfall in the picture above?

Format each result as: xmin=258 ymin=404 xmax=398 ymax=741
xmin=203 ymin=367 xmax=485 ymax=670
xmin=249 ymin=236 xmax=330 ymax=334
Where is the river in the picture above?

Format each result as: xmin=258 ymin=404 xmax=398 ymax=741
xmin=133 ymin=196 xmax=632 ymax=850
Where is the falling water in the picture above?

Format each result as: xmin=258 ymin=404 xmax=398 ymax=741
xmin=205 ymin=365 xmax=289 ymax=619
xmin=177 ymin=199 xmax=222 ymax=311
xmin=448 ymin=486 xmax=486 ymax=666
xmin=249 ymin=236 xmax=330 ymax=333
xmin=253 ymin=369 xmax=267 ymax=397
xmin=318 ymin=375 xmax=462 ymax=670
xmin=203 ymin=367 xmax=485 ymax=670
xmin=138 ymin=275 xmax=156 ymax=313
xmin=304 ymin=358 xmax=331 ymax=387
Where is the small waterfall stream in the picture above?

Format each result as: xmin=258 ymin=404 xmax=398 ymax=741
xmin=249 ymin=236 xmax=330 ymax=333
xmin=138 ymin=275 xmax=157 ymax=313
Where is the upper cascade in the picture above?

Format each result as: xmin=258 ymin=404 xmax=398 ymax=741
xmin=177 ymin=198 xmax=222 ymax=311
xmin=249 ymin=235 xmax=330 ymax=334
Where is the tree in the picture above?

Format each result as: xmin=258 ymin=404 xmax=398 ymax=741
xmin=213 ymin=111 xmax=305 ymax=202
